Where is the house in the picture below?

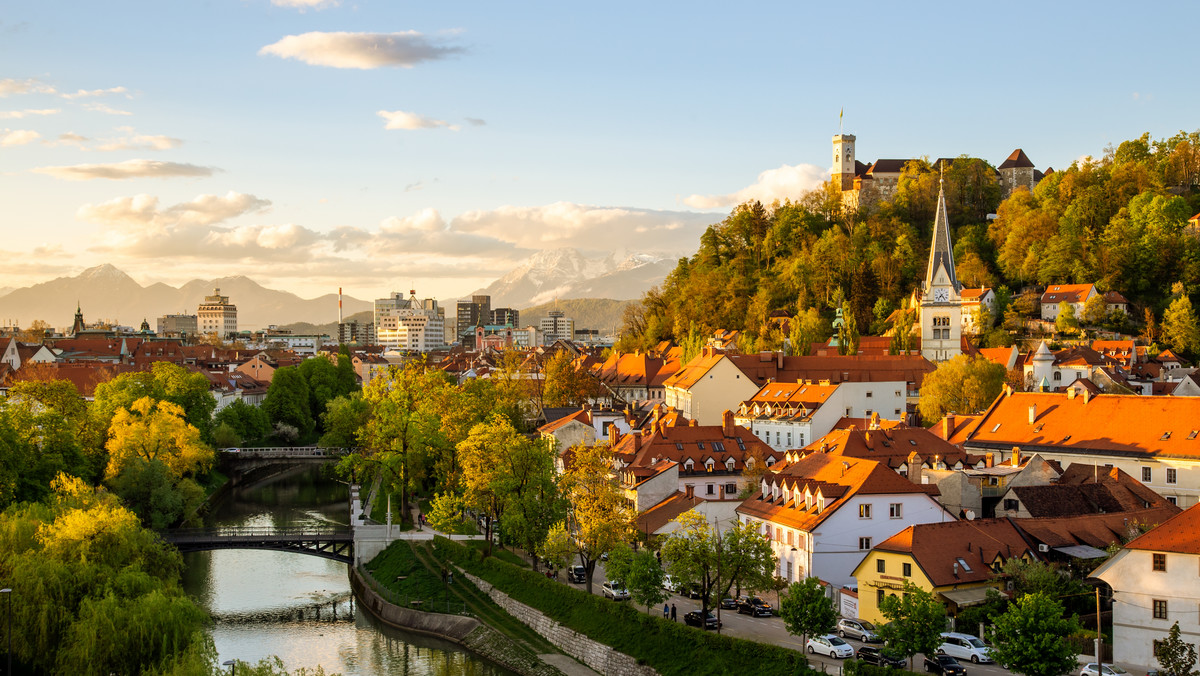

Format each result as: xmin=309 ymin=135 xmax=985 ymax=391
xmin=539 ymin=405 xmax=632 ymax=455
xmin=1091 ymin=340 xmax=1140 ymax=368
xmin=1040 ymin=283 xmax=1099 ymax=321
xmin=1103 ymin=291 xmax=1129 ymax=315
xmin=736 ymin=452 xmax=950 ymax=588
xmin=733 ymin=380 xmax=908 ymax=452
xmin=956 ymin=388 xmax=1200 ymax=507
xmin=851 ymin=519 xmax=1038 ymax=624
xmin=959 ymin=288 xmax=996 ymax=334
xmin=995 ymin=465 xmax=1173 ymax=519
xmin=1091 ymin=504 xmax=1200 ymax=668
xmin=1023 ymin=342 xmax=1118 ymax=391
xmin=593 ymin=349 xmax=682 ymax=404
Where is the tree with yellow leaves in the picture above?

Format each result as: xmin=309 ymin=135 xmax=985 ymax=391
xmin=105 ymin=396 xmax=213 ymax=479
xmin=559 ymin=441 xmax=634 ymax=593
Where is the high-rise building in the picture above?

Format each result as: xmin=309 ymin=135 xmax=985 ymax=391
xmin=375 ymin=290 xmax=444 ymax=353
xmin=539 ymin=309 xmax=575 ymax=344
xmin=490 ymin=307 xmax=519 ymax=327
xmin=198 ymin=288 xmax=237 ymax=337
xmin=456 ymin=295 xmax=491 ymax=348
xmin=157 ymin=313 xmax=198 ymax=339
xmin=337 ymin=320 xmax=375 ymax=345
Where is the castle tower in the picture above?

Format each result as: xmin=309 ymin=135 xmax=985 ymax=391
xmin=919 ymin=176 xmax=963 ymax=363
xmin=833 ymin=134 xmax=856 ymax=191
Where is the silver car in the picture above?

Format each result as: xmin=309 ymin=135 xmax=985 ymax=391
xmin=601 ymin=580 xmax=630 ymax=601
xmin=838 ymin=618 xmax=880 ymax=642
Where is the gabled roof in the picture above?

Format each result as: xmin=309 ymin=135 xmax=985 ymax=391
xmin=1123 ymin=503 xmax=1200 ymax=554
xmin=636 ymin=489 xmax=706 ymax=535
xmin=959 ymin=288 xmax=992 ymax=301
xmin=923 ymin=179 xmax=960 ymax=293
xmin=867 ymin=159 xmax=914 ymax=175
xmin=1040 ymin=283 xmax=1096 ymax=304
xmin=870 ymin=518 xmax=1035 ymax=587
xmin=1016 ymin=507 xmax=1179 ymax=550
xmin=800 ymin=425 xmax=969 ymax=471
xmin=612 ymin=419 xmax=781 ymax=476
xmin=998 ymin=149 xmax=1035 ymax=170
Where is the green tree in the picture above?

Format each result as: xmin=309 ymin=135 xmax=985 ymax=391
xmin=989 ymin=592 xmax=1080 ymax=676
xmin=262 ymin=366 xmax=315 ymax=438
xmin=92 ymin=362 xmax=217 ymax=442
xmin=106 ymin=457 xmax=204 ymax=529
xmin=1081 ymin=294 xmax=1108 ymax=326
xmin=918 ymin=355 xmax=1007 ymax=424
xmin=542 ymin=350 xmax=597 ymax=409
xmin=660 ymin=511 xmax=776 ymax=623
xmin=605 ymin=543 xmax=669 ymax=613
xmin=788 ymin=307 xmax=825 ymax=356
xmin=562 ymin=442 xmax=634 ymax=593
xmin=877 ymin=581 xmax=947 ymax=670
xmin=779 ymin=577 xmax=837 ymax=647
xmin=1162 ymin=293 xmax=1200 ymax=356
xmin=1055 ymin=302 xmax=1079 ymax=335
xmin=318 ymin=393 xmax=370 ymax=448
xmin=213 ymin=399 xmax=272 ymax=446
xmin=0 ymin=389 xmax=90 ymax=508
xmin=1156 ymin=621 xmax=1199 ymax=676
xmin=104 ymin=397 xmax=213 ymax=480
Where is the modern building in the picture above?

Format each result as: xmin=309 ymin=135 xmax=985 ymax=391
xmin=157 ymin=313 xmax=198 ymax=339
xmin=198 ymin=289 xmax=237 ymax=338
xmin=490 ymin=307 xmax=519 ymax=327
xmin=375 ymin=290 xmax=445 ymax=353
xmin=337 ymin=319 xmax=375 ymax=346
xmin=539 ymin=309 xmax=575 ymax=344
xmin=456 ymin=295 xmax=491 ymax=347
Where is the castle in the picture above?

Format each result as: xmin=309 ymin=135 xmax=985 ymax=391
xmin=833 ymin=133 xmax=1048 ymax=211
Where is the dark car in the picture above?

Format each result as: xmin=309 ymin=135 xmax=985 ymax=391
xmin=857 ymin=646 xmax=906 ymax=669
xmin=720 ymin=597 xmax=738 ymax=611
xmin=685 ymin=584 xmax=703 ymax=599
xmin=736 ymin=595 xmax=773 ymax=617
xmin=684 ymin=610 xmax=721 ymax=630
xmin=566 ymin=565 xmax=586 ymax=583
xmin=925 ymin=654 xmax=967 ymax=676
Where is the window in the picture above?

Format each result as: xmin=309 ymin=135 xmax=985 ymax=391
xmin=866 ymin=391 xmax=873 ymax=398
xmin=1168 ymin=496 xmax=1178 ymax=505
xmin=859 ymin=504 xmax=872 ymax=519
xmin=877 ymin=589 xmax=885 ymax=606
xmin=786 ymin=560 xmax=794 ymax=582
xmin=697 ymin=442 xmax=705 ymax=450
xmin=1153 ymin=599 xmax=1168 ymax=620
xmin=889 ymin=503 xmax=903 ymax=519
xmin=1153 ymin=553 xmax=1167 ymax=571
xmin=877 ymin=559 xmax=886 ymax=573
xmin=1143 ymin=467 xmax=1153 ymax=483
xmin=895 ymin=391 xmax=902 ymax=398
xmin=1053 ymin=371 xmax=1061 ymax=381
xmin=787 ymin=530 xmax=793 ymax=546
xmin=706 ymin=484 xmax=714 ymax=495
xmin=1167 ymin=469 xmax=1177 ymax=484
xmin=859 ymin=537 xmax=872 ymax=550
xmin=902 ymin=562 xmax=912 ymax=577
xmin=894 ymin=409 xmax=901 ymax=415
xmin=1003 ymin=499 xmax=1018 ymax=511
xmin=725 ymin=483 xmax=736 ymax=495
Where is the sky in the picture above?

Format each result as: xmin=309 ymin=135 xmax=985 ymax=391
xmin=2 ymin=1 xmax=1197 ymax=303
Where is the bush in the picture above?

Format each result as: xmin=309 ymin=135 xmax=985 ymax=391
xmin=432 ymin=537 xmax=811 ymax=676
xmin=844 ymin=659 xmax=924 ymax=676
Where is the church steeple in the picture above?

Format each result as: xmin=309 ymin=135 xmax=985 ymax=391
xmin=71 ymin=302 xmax=86 ymax=336
xmin=923 ymin=175 xmax=960 ymax=294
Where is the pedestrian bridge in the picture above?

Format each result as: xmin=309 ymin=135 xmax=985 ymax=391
xmin=161 ymin=526 xmax=354 ymax=564
xmin=220 ymin=447 xmax=352 ymax=473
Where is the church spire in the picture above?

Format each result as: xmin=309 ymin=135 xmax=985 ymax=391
xmin=923 ymin=174 xmax=960 ymax=293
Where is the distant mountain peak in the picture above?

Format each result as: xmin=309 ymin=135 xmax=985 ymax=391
xmin=473 ymin=247 xmax=675 ymax=308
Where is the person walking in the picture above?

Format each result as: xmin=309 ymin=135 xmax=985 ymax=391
xmin=662 ymin=603 xmax=669 ymax=618
xmin=670 ymin=603 xmax=677 ymax=621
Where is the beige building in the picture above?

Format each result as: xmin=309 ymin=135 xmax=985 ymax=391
xmin=198 ymin=288 xmax=237 ymax=337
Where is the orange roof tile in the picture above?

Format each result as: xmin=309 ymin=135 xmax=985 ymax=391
xmin=1040 ymin=283 xmax=1095 ymax=304
xmin=1123 ymin=503 xmax=1200 ymax=554
xmin=872 ymin=519 xmax=1034 ymax=587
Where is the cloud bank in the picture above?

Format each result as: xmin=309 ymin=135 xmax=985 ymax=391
xmin=33 ymin=159 xmax=216 ymax=180
xmin=683 ymin=163 xmax=827 ymax=209
xmin=1 ymin=129 xmax=40 ymax=146
xmin=259 ymin=31 xmax=464 ymax=69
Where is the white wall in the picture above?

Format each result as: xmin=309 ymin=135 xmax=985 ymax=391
xmin=1096 ymin=549 xmax=1200 ymax=668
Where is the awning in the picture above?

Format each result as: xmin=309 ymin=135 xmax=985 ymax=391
xmin=1053 ymin=545 xmax=1109 ymax=559
xmin=939 ymin=587 xmax=995 ymax=607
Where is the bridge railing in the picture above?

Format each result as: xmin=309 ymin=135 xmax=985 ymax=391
xmin=161 ymin=526 xmax=353 ymax=541
xmin=221 ymin=447 xmax=353 ymax=459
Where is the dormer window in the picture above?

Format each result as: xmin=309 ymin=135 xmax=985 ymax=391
xmin=725 ymin=458 xmax=735 ymax=471
xmin=684 ymin=459 xmax=695 ymax=471
xmin=705 ymin=459 xmax=715 ymax=473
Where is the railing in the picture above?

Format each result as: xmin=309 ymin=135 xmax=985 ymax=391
xmin=222 ymin=447 xmax=352 ymax=459
xmin=163 ymin=526 xmax=352 ymax=539
xmin=357 ymin=564 xmax=469 ymax=616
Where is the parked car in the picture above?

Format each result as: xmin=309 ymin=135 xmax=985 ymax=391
xmin=662 ymin=575 xmax=679 ymax=592
xmin=806 ymin=634 xmax=854 ymax=659
xmin=601 ymin=580 xmax=630 ymax=601
xmin=222 ymin=447 xmax=241 ymax=453
xmin=567 ymin=565 xmax=586 ymax=583
xmin=838 ymin=618 xmax=881 ymax=642
xmin=938 ymin=632 xmax=993 ymax=664
xmin=736 ymin=595 xmax=773 ymax=617
xmin=684 ymin=583 xmax=703 ymax=599
xmin=856 ymin=646 xmax=906 ymax=669
xmin=684 ymin=610 xmax=721 ymax=630
xmin=1081 ymin=666 xmax=1130 ymax=676
xmin=924 ymin=654 xmax=967 ymax=676
xmin=720 ymin=597 xmax=738 ymax=610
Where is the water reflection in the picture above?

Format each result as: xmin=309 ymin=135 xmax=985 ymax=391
xmin=182 ymin=465 xmax=512 ymax=675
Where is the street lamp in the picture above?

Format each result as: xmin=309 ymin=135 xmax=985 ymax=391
xmin=222 ymin=659 xmax=236 ymax=675
xmin=1 ymin=588 xmax=10 ymax=676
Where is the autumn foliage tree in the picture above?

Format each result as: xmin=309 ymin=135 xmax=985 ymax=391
xmin=918 ymin=354 xmax=1007 ymax=424
xmin=104 ymin=396 xmax=213 ymax=479
xmin=559 ymin=441 xmax=634 ymax=593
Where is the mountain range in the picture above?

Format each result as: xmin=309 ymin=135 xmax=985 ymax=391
xmin=473 ymin=248 xmax=675 ymax=309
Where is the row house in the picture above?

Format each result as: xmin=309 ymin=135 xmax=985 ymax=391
xmin=736 ymin=452 xmax=949 ymax=589
xmin=734 ymin=380 xmax=908 ymax=453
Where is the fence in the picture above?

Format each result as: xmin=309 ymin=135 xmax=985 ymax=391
xmin=1067 ymin=636 xmax=1113 ymax=663
xmin=356 ymin=564 xmax=469 ymax=616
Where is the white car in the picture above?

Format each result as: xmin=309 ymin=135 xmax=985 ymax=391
xmin=939 ymin=632 xmax=993 ymax=664
xmin=806 ymin=634 xmax=854 ymax=659
xmin=601 ymin=580 xmax=630 ymax=601
xmin=1081 ymin=665 xmax=1129 ymax=676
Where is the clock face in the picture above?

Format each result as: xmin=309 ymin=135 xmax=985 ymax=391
xmin=934 ymin=288 xmax=949 ymax=302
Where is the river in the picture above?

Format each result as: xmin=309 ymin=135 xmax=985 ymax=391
xmin=181 ymin=465 xmax=511 ymax=675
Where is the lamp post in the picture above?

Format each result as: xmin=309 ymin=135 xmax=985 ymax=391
xmin=1 ymin=588 xmax=10 ymax=676
xmin=222 ymin=659 xmax=235 ymax=675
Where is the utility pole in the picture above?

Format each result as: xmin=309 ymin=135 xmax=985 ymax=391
xmin=1095 ymin=587 xmax=1103 ymax=670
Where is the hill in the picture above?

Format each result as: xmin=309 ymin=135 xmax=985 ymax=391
xmin=519 ymin=298 xmax=633 ymax=333
xmin=276 ymin=310 xmax=374 ymax=338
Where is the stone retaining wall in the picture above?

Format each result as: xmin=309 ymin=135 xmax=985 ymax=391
xmin=462 ymin=571 xmax=658 ymax=676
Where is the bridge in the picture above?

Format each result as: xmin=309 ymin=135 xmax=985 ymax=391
xmin=220 ymin=447 xmax=352 ymax=475
xmin=162 ymin=526 xmax=354 ymax=564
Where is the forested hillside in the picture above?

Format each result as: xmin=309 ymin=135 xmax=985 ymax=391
xmin=618 ymin=131 xmax=1200 ymax=354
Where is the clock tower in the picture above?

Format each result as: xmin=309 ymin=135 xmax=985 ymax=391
xmin=833 ymin=133 xmax=855 ymax=191
xmin=919 ymin=176 xmax=962 ymax=362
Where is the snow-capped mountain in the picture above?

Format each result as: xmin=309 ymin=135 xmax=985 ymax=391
xmin=473 ymin=248 xmax=676 ymax=308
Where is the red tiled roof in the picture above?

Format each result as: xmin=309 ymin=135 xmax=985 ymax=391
xmin=872 ymin=518 xmax=1034 ymax=587
xmin=802 ymin=425 xmax=969 ymax=470
xmin=1040 ymin=283 xmax=1095 ymax=305
xmin=998 ymin=149 xmax=1035 ymax=170
xmin=1123 ymin=503 xmax=1200 ymax=554
xmin=636 ymin=490 xmax=706 ymax=534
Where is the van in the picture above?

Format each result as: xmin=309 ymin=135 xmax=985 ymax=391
xmin=938 ymin=632 xmax=993 ymax=664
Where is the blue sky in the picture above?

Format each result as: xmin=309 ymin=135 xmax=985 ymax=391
xmin=1 ymin=0 xmax=1195 ymax=302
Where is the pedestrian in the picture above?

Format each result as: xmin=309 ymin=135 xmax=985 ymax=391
xmin=448 ymin=571 xmax=454 ymax=585
xmin=670 ymin=603 xmax=676 ymax=621
xmin=662 ymin=603 xmax=669 ymax=618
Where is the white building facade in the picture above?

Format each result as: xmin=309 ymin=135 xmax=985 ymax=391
xmin=198 ymin=288 xmax=237 ymax=337
xmin=735 ymin=380 xmax=907 ymax=452
xmin=374 ymin=290 xmax=445 ymax=353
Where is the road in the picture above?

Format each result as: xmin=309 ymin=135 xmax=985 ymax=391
xmin=569 ymin=562 xmax=1016 ymax=676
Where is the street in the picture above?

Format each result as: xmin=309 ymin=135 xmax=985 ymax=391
xmin=568 ymin=562 xmax=1018 ymax=676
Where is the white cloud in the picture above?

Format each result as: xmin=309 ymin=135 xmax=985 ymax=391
xmin=0 ymin=108 xmax=59 ymax=119
xmin=45 ymin=131 xmax=89 ymax=148
xmin=378 ymin=109 xmax=459 ymax=131
xmin=84 ymin=102 xmax=133 ymax=116
xmin=61 ymin=86 xmax=128 ymax=100
xmin=33 ymin=159 xmax=216 ymax=180
xmin=1 ymin=129 xmax=40 ymax=146
xmin=381 ymin=207 xmax=446 ymax=233
xmin=259 ymin=31 xmax=464 ymax=69
xmin=78 ymin=191 xmax=271 ymax=228
xmin=93 ymin=127 xmax=181 ymax=151
xmin=271 ymin=0 xmax=339 ymax=9
xmin=683 ymin=163 xmax=828 ymax=209
xmin=0 ymin=78 xmax=56 ymax=97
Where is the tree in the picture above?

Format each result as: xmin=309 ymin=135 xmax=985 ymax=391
xmin=213 ymin=399 xmax=271 ymax=446
xmin=318 ymin=394 xmax=370 ymax=448
xmin=561 ymin=442 xmax=634 ymax=593
xmin=788 ymin=308 xmax=825 ymax=356
xmin=105 ymin=396 xmax=213 ymax=480
xmin=542 ymin=350 xmax=597 ymax=409
xmin=1156 ymin=621 xmax=1199 ymax=676
xmin=877 ymin=581 xmax=947 ymax=670
xmin=989 ymin=592 xmax=1080 ymax=676
xmin=262 ymin=366 xmax=315 ymax=438
xmin=778 ymin=577 xmax=837 ymax=647
xmin=1162 ymin=293 xmax=1200 ymax=356
xmin=106 ymin=457 xmax=204 ymax=529
xmin=1081 ymin=294 xmax=1108 ymax=327
xmin=1055 ymin=302 xmax=1079 ymax=335
xmin=92 ymin=362 xmax=217 ymax=441
xmin=660 ymin=511 xmax=776 ymax=624
xmin=539 ymin=521 xmax=576 ymax=572
xmin=605 ymin=543 xmax=668 ymax=613
xmin=918 ymin=355 xmax=1007 ymax=424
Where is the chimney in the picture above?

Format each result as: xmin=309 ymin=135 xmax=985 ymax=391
xmin=689 ymin=418 xmax=698 ymax=427
xmin=722 ymin=409 xmax=735 ymax=438
xmin=608 ymin=422 xmax=619 ymax=445
xmin=760 ymin=351 xmax=771 ymax=362
xmin=1011 ymin=446 xmax=1022 ymax=467
xmin=907 ymin=456 xmax=923 ymax=484
xmin=841 ymin=461 xmax=850 ymax=477
xmin=1027 ymin=404 xmax=1037 ymax=425
xmin=777 ymin=351 xmax=784 ymax=369
xmin=685 ymin=484 xmax=694 ymax=499
xmin=659 ymin=419 xmax=668 ymax=439
xmin=953 ymin=562 xmax=959 ymax=577
xmin=632 ymin=431 xmax=641 ymax=451
xmin=985 ymin=453 xmax=994 ymax=468
xmin=942 ymin=413 xmax=955 ymax=439
xmin=1083 ymin=388 xmax=1092 ymax=404
xmin=1067 ymin=387 xmax=1076 ymax=400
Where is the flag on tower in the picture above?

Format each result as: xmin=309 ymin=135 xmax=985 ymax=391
xmin=839 ymin=108 xmax=843 ymax=130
